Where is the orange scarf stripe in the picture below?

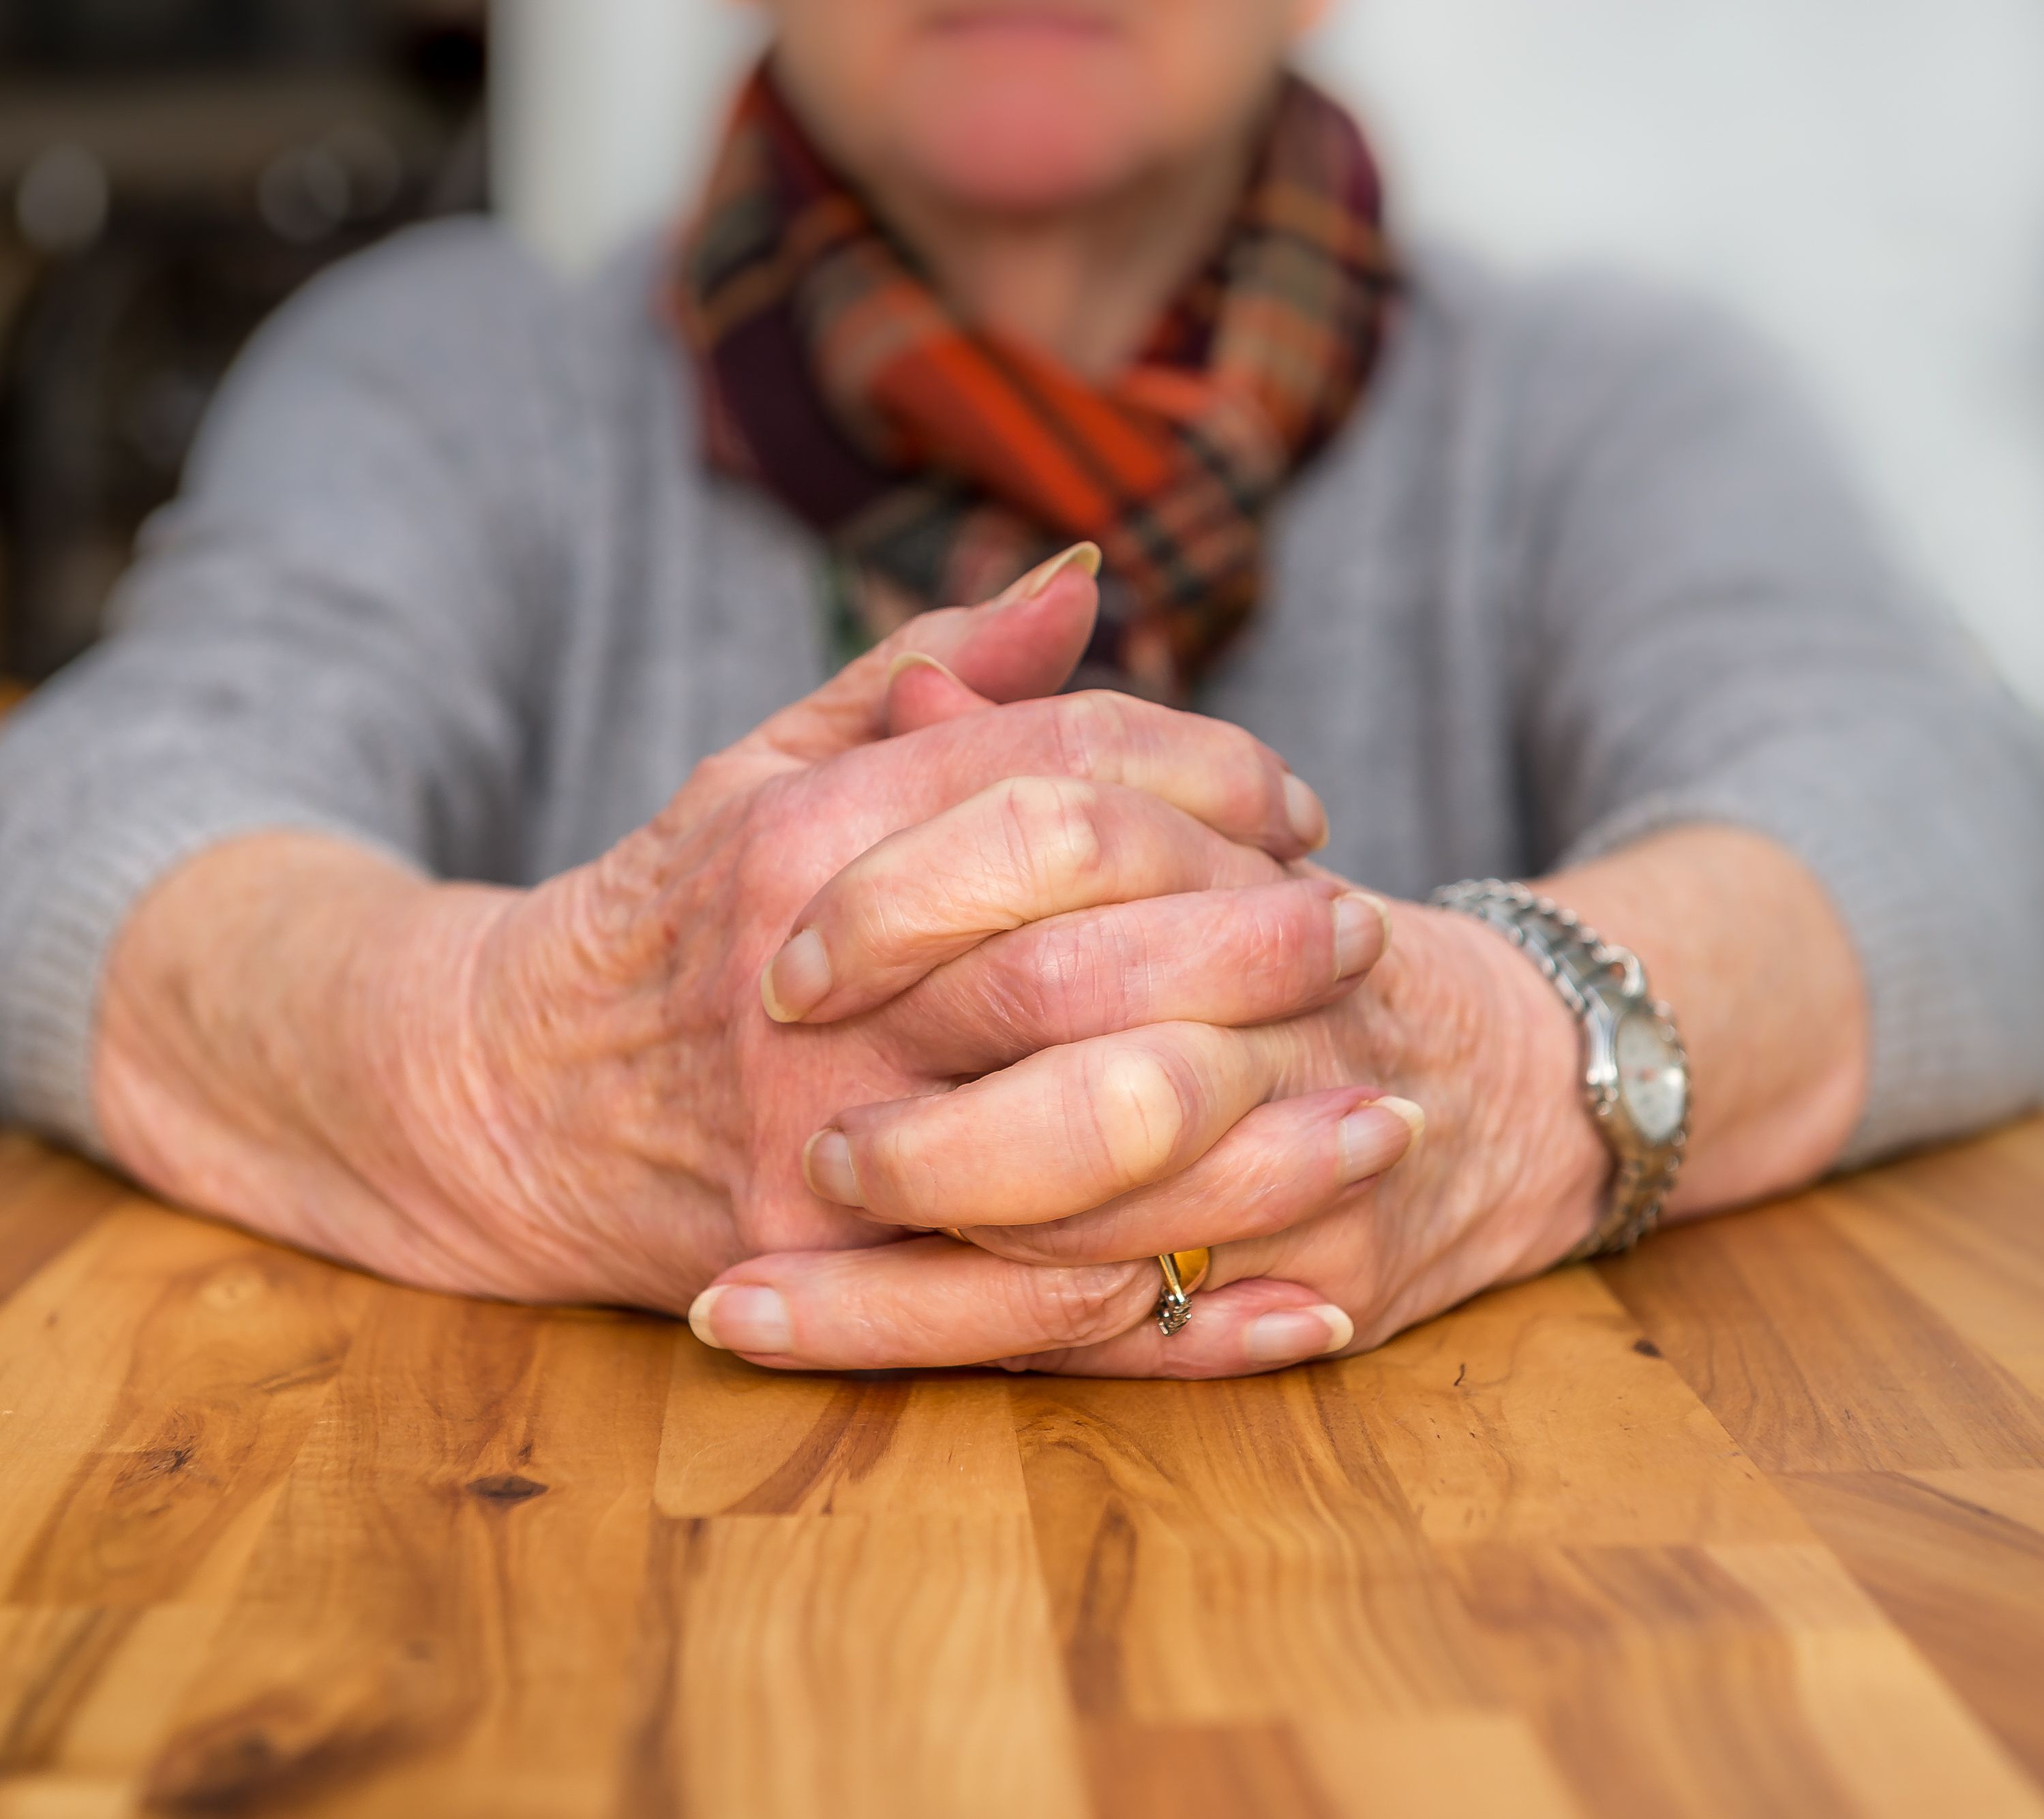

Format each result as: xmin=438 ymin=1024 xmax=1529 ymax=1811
xmin=1004 ymin=350 xmax=1184 ymax=495
xmin=879 ymin=340 xmax=1126 ymax=529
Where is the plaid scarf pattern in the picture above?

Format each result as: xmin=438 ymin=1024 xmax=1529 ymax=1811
xmin=670 ymin=65 xmax=1396 ymax=698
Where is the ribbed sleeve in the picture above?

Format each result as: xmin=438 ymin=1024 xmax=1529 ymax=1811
xmin=3 ymin=225 xmax=2037 ymax=1181
xmin=0 ymin=766 xmax=410 ymax=1154
xmin=0 ymin=221 xmax=575 ymax=1150
xmin=1514 ymin=276 xmax=2044 ymax=1164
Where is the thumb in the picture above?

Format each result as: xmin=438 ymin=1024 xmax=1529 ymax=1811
xmin=740 ymin=543 xmax=1101 ymax=766
xmin=883 ymin=651 xmax=990 ymax=736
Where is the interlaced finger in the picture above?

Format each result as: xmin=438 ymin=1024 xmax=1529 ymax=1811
xmin=686 ymin=1239 xmax=1158 ymax=1371
xmin=952 ymin=1088 xmax=1422 ymax=1265
xmin=762 ymin=778 xmax=1297 ymax=1024
xmin=802 ymin=1021 xmax=1289 ymax=1229
xmin=886 ymin=880 xmax=1390 ymax=1074
xmin=820 ymin=686 xmax=1327 ymax=873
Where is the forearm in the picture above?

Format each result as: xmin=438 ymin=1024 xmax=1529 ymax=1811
xmin=1537 ymin=824 xmax=1869 ymax=1214
xmin=94 ymin=831 xmax=521 ymax=1284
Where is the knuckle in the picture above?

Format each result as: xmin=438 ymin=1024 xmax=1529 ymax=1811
xmin=927 ymin=949 xmax=1051 ymax=1061
xmin=862 ymin=1113 xmax=945 ymax=1218
xmin=844 ymin=857 xmax=927 ymax=961
xmin=982 ymin=930 xmax=1081 ymax=1049
xmin=1230 ymin=1141 xmax=1321 ymax=1236
xmin=1008 ymin=1261 xmax=1147 ymax=1347
xmin=993 ymin=775 xmax=1107 ymax=899
xmin=1080 ymin=907 xmax=1157 ymax=1018
xmin=1050 ymin=689 xmax=1134 ymax=781
xmin=961 ymin=899 xmax=1163 ymax=1053
xmin=1213 ymin=726 xmax=1284 ymax=835
xmin=1023 ymin=910 xmax=1152 ymax=1042
xmin=1070 ymin=691 xmax=1280 ymax=840
xmin=1241 ymin=888 xmax=1324 ymax=995
xmin=1084 ymin=1042 xmax=1196 ymax=1181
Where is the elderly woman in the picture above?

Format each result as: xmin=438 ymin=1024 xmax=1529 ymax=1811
xmin=1 ymin=0 xmax=2039 ymax=1377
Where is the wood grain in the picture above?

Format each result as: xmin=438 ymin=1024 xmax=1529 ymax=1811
xmin=0 ymin=1119 xmax=2038 ymax=1816
xmin=621 ymin=1513 xmax=1085 ymax=1819
xmin=1777 ymin=1469 xmax=2044 ymax=1782
xmin=0 ymin=1137 xmax=132 ymax=1308
xmin=142 ymin=1295 xmax=672 ymax=1818
xmin=1349 ymin=1263 xmax=1803 ymax=1546
xmin=1600 ymin=1175 xmax=2044 ymax=1473
xmin=1015 ymin=1371 xmax=1494 ymax=1723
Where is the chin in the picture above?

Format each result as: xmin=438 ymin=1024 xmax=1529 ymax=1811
xmin=888 ymin=37 xmax=1154 ymax=214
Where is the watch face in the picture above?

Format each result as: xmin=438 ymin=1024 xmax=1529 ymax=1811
xmin=1614 ymin=1009 xmax=1687 ymax=1146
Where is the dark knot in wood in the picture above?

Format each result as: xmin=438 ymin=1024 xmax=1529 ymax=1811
xmin=465 ymin=1473 xmax=549 ymax=1504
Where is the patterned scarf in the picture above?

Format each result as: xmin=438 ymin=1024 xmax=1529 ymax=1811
xmin=670 ymin=63 xmax=1396 ymax=699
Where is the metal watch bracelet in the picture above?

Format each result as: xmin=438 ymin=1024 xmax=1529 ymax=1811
xmin=1429 ymin=878 xmax=1690 ymax=1261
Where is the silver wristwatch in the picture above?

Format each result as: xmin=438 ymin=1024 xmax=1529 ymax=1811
xmin=1430 ymin=878 xmax=1690 ymax=1260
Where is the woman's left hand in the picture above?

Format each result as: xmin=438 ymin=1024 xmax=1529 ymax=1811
xmin=688 ymin=887 xmax=1612 ymax=1376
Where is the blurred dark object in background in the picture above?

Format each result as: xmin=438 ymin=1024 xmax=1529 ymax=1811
xmin=0 ymin=0 xmax=487 ymax=681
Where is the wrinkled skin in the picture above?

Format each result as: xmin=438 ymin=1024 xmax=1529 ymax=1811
xmin=320 ymin=565 xmax=1366 ymax=1311
xmin=99 ymin=559 xmax=1861 ymax=1377
xmin=686 ymin=657 xmax=1607 ymax=1374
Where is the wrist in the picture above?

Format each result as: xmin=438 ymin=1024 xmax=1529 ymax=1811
xmin=1539 ymin=828 xmax=1868 ymax=1214
xmin=1355 ymin=900 xmax=1610 ymax=1269
xmin=95 ymin=833 xmax=537 ymax=1288
xmin=330 ymin=873 xmax=524 ymax=1235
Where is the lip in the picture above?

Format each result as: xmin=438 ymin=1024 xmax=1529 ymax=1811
xmin=927 ymin=5 xmax=1115 ymax=39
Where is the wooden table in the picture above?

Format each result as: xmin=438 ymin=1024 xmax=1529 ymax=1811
xmin=0 ymin=1124 xmax=2039 ymax=1819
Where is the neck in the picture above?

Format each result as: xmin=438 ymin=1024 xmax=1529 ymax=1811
xmin=871 ymin=129 xmax=1261 ymax=380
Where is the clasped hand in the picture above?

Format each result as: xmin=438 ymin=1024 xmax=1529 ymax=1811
xmin=323 ymin=551 xmax=1602 ymax=1377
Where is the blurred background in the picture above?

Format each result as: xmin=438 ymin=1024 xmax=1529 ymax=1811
xmin=3 ymin=0 xmax=2039 ymax=704
xmin=0 ymin=0 xmax=485 ymax=680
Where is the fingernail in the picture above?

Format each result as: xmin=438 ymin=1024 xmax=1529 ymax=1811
xmin=761 ymin=929 xmax=832 ymax=1022
xmin=802 ymin=1128 xmax=865 ymax=1205
xmin=993 ymin=540 xmax=1102 ymax=608
xmin=1283 ymin=773 xmax=1329 ymax=852
xmin=1332 ymin=891 xmax=1391 ymax=980
xmin=886 ymin=650 xmax=961 ymax=685
xmin=1338 ymin=1096 xmax=1425 ymax=1182
xmin=688 ymin=1284 xmax=793 ymax=1353
xmin=1244 ymin=1303 xmax=1355 ymax=1364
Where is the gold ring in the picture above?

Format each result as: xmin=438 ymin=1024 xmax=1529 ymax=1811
xmin=1154 ymin=1248 xmax=1212 ymax=1336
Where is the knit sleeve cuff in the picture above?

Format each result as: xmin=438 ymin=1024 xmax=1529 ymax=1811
xmin=0 ymin=792 xmax=417 ymax=1162
xmin=1557 ymin=775 xmax=1997 ymax=1173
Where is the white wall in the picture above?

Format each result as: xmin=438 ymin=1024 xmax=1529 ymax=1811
xmin=492 ymin=0 xmax=762 ymax=275
xmin=1309 ymin=1 xmax=2044 ymax=707
xmin=492 ymin=0 xmax=2044 ymax=706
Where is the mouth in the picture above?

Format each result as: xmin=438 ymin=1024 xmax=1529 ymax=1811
xmin=927 ymin=5 xmax=1117 ymax=41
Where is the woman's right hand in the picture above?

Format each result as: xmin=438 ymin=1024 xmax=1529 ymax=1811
xmin=95 ymin=552 xmax=1381 ymax=1312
